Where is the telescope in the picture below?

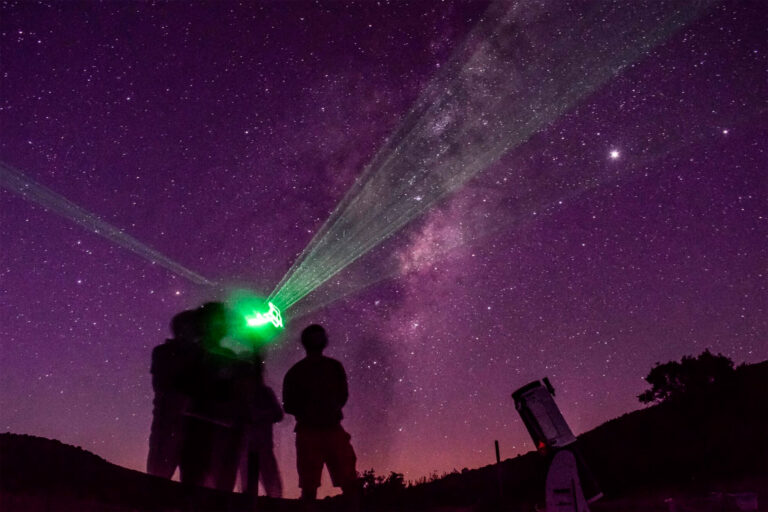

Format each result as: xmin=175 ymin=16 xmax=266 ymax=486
xmin=512 ymin=378 xmax=602 ymax=511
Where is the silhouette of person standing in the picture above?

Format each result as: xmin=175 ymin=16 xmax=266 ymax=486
xmin=240 ymin=355 xmax=284 ymax=499
xmin=147 ymin=309 xmax=200 ymax=479
xmin=283 ymin=324 xmax=358 ymax=502
xmin=181 ymin=302 xmax=249 ymax=491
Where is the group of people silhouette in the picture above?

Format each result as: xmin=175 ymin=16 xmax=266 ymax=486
xmin=146 ymin=302 xmax=359 ymax=504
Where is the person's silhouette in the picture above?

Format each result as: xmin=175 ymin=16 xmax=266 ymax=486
xmin=181 ymin=302 xmax=249 ymax=491
xmin=147 ymin=309 xmax=200 ymax=478
xmin=282 ymin=324 xmax=358 ymax=502
xmin=240 ymin=355 xmax=284 ymax=499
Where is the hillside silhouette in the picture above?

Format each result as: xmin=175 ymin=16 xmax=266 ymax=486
xmin=1 ymin=361 xmax=766 ymax=511
xmin=0 ymin=434 xmax=319 ymax=511
xmin=378 ymin=360 xmax=768 ymax=511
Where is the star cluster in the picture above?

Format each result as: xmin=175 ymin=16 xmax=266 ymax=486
xmin=1 ymin=0 xmax=766 ymax=499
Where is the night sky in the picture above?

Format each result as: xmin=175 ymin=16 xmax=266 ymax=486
xmin=1 ymin=0 xmax=766 ymax=499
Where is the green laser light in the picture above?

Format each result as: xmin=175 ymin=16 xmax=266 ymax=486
xmin=227 ymin=291 xmax=285 ymax=348
xmin=244 ymin=302 xmax=283 ymax=329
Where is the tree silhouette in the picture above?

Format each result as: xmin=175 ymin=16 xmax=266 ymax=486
xmin=638 ymin=349 xmax=736 ymax=404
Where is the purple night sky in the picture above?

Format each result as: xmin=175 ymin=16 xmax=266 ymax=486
xmin=1 ymin=0 xmax=766 ymax=499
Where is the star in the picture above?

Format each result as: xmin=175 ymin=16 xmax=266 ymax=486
xmin=609 ymin=149 xmax=621 ymax=160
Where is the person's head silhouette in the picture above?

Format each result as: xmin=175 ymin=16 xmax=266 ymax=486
xmin=301 ymin=324 xmax=327 ymax=356
xmin=198 ymin=301 xmax=228 ymax=347
xmin=170 ymin=309 xmax=200 ymax=342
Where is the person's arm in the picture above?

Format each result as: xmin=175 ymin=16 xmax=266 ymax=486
xmin=282 ymin=368 xmax=297 ymax=416
xmin=150 ymin=345 xmax=164 ymax=393
xmin=266 ymin=387 xmax=284 ymax=423
xmin=337 ymin=360 xmax=349 ymax=408
xmin=150 ymin=346 xmax=159 ymax=375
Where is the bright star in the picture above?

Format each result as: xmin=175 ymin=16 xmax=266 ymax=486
xmin=609 ymin=149 xmax=620 ymax=160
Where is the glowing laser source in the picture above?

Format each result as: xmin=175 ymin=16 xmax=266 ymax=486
xmin=0 ymin=162 xmax=216 ymax=286
xmin=226 ymin=291 xmax=285 ymax=349
xmin=244 ymin=302 xmax=283 ymax=329
xmin=269 ymin=0 xmax=716 ymax=311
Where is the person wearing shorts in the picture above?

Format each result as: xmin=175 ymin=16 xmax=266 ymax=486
xmin=283 ymin=324 xmax=359 ymax=502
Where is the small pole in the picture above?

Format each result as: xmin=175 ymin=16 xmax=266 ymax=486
xmin=495 ymin=440 xmax=503 ymax=501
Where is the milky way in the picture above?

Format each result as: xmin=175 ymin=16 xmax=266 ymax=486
xmin=1 ymin=0 xmax=766 ymax=499
xmin=270 ymin=0 xmax=715 ymax=313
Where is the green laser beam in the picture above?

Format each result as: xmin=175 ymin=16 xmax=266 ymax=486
xmin=0 ymin=161 xmax=217 ymax=287
xmin=278 ymin=0 xmax=704 ymax=308
xmin=270 ymin=0 xmax=717 ymax=311
xmin=290 ymin=102 xmax=767 ymax=318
